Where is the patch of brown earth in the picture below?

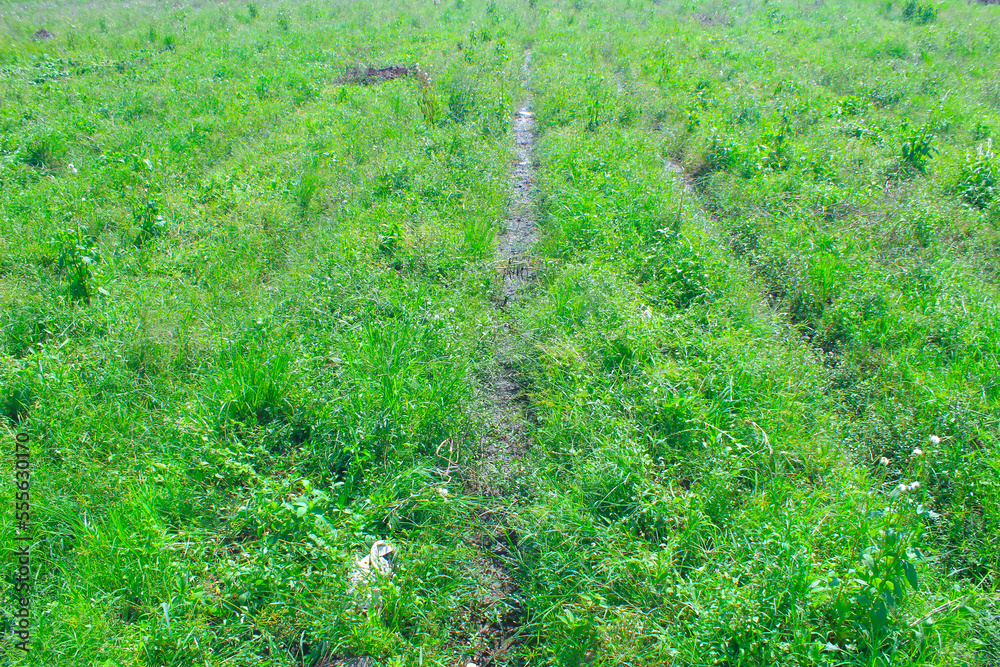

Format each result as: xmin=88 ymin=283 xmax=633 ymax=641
xmin=318 ymin=656 xmax=373 ymax=667
xmin=665 ymin=157 xmax=697 ymax=193
xmin=693 ymin=11 xmax=729 ymax=26
xmin=462 ymin=530 xmax=526 ymax=667
xmin=335 ymin=64 xmax=419 ymax=86
xmin=476 ymin=47 xmax=538 ymax=479
xmin=460 ymin=47 xmax=538 ymax=667
xmin=465 ymin=356 xmax=534 ymax=498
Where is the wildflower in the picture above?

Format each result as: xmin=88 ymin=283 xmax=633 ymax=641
xmin=909 ymin=481 xmax=920 ymax=491
xmin=912 ymin=448 xmax=923 ymax=457
xmin=448 ymin=307 xmax=455 ymax=313
xmin=898 ymin=484 xmax=908 ymax=492
xmin=879 ymin=457 xmax=890 ymax=466
xmin=929 ymin=435 xmax=941 ymax=445
xmin=67 ymin=163 xmax=78 ymax=174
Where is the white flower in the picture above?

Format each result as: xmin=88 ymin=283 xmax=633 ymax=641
xmin=912 ymin=448 xmax=923 ymax=457
xmin=879 ymin=457 xmax=890 ymax=466
xmin=929 ymin=435 xmax=941 ymax=445
xmin=67 ymin=163 xmax=78 ymax=174
xmin=448 ymin=307 xmax=455 ymax=313
xmin=909 ymin=481 xmax=921 ymax=491
xmin=898 ymin=484 xmax=908 ymax=492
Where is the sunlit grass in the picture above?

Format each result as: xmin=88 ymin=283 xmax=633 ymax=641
xmin=2 ymin=0 xmax=999 ymax=665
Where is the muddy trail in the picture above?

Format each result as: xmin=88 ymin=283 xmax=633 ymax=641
xmin=664 ymin=157 xmax=696 ymax=193
xmin=334 ymin=64 xmax=426 ymax=86
xmin=458 ymin=48 xmax=537 ymax=667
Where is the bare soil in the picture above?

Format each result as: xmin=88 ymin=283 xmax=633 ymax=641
xmin=664 ymin=157 xmax=696 ymax=192
xmin=459 ymin=48 xmax=538 ymax=667
xmin=335 ymin=64 xmax=418 ymax=86
xmin=473 ymin=48 xmax=537 ymax=489
xmin=464 ymin=531 xmax=525 ymax=667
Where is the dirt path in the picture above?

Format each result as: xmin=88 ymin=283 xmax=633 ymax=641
xmin=475 ymin=48 xmax=538 ymax=488
xmin=664 ymin=157 xmax=696 ymax=193
xmin=495 ymin=50 xmax=538 ymax=306
xmin=460 ymin=48 xmax=538 ymax=667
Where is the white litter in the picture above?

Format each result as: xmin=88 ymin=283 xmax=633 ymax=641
xmin=347 ymin=540 xmax=396 ymax=609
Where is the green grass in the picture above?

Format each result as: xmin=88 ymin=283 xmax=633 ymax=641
xmin=2 ymin=0 xmax=1000 ymax=666
xmin=508 ymin=1 xmax=1000 ymax=664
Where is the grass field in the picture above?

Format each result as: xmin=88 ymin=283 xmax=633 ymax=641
xmin=2 ymin=0 xmax=1000 ymax=665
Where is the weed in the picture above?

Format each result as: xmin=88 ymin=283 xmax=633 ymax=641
xmin=377 ymin=220 xmax=405 ymax=257
xmin=901 ymin=122 xmax=938 ymax=174
xmin=254 ymin=75 xmax=274 ymax=100
xmin=207 ymin=328 xmax=296 ymax=428
xmin=53 ymin=226 xmax=101 ymax=304
xmin=2 ymin=382 xmax=34 ymax=425
xmin=863 ymin=81 xmax=907 ymax=108
xmin=817 ymin=485 xmax=935 ymax=655
xmin=584 ymin=77 xmax=606 ymax=132
xmin=373 ymin=167 xmax=410 ymax=200
xmin=416 ymin=68 xmax=440 ymax=125
xmin=287 ymin=73 xmax=316 ymax=106
xmin=902 ymin=0 xmax=938 ymax=24
xmin=833 ymin=95 xmax=866 ymax=117
xmin=133 ymin=199 xmax=166 ymax=247
xmin=20 ymin=132 xmax=64 ymax=168
xmin=705 ymin=130 xmax=756 ymax=177
xmin=293 ymin=163 xmax=322 ymax=215
xmin=955 ymin=140 xmax=997 ymax=209
xmin=869 ymin=37 xmax=910 ymax=60
xmin=461 ymin=214 xmax=495 ymax=257
xmin=444 ymin=77 xmax=477 ymax=124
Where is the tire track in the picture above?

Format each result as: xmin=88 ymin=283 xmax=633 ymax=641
xmin=459 ymin=47 xmax=537 ymax=667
